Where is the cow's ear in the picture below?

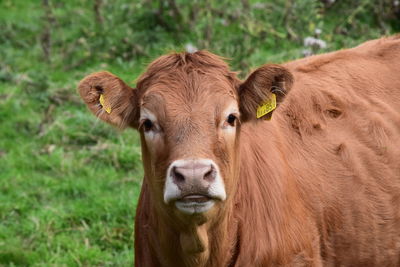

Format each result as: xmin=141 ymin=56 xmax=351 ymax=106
xmin=78 ymin=71 xmax=139 ymax=129
xmin=238 ymin=64 xmax=293 ymax=122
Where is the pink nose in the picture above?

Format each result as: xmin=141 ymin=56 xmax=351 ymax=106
xmin=171 ymin=162 xmax=216 ymax=188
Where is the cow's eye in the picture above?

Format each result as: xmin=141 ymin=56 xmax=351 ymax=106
xmin=143 ymin=119 xmax=154 ymax=132
xmin=226 ymin=114 xmax=237 ymax=126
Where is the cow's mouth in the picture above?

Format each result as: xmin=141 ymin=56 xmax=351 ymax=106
xmin=174 ymin=194 xmax=216 ymax=214
xmin=180 ymin=194 xmax=211 ymax=203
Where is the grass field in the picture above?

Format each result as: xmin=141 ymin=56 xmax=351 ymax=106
xmin=0 ymin=0 xmax=398 ymax=266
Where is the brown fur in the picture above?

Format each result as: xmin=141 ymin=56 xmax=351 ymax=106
xmin=78 ymin=36 xmax=400 ymax=266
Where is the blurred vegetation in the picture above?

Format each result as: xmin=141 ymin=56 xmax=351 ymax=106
xmin=0 ymin=0 xmax=398 ymax=265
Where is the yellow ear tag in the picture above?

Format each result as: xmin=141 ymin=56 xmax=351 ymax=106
xmin=256 ymin=93 xmax=276 ymax=119
xmin=99 ymin=94 xmax=112 ymax=114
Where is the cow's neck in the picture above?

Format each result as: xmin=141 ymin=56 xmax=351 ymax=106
xmin=150 ymin=195 xmax=239 ymax=267
xmin=231 ymin=121 xmax=317 ymax=265
xmin=179 ymin=223 xmax=208 ymax=254
xmin=179 ymin=210 xmax=239 ymax=267
xmin=178 ymin=223 xmax=212 ymax=267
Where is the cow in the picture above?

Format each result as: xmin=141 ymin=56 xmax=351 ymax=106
xmin=78 ymin=35 xmax=400 ymax=266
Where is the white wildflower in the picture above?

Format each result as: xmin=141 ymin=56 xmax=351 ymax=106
xmin=304 ymin=37 xmax=313 ymax=46
xmin=315 ymin=28 xmax=322 ymax=36
xmin=185 ymin=43 xmax=198 ymax=54
xmin=317 ymin=39 xmax=327 ymax=49
xmin=303 ymin=36 xmax=327 ymax=49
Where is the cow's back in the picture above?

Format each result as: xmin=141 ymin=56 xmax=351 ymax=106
xmin=273 ymin=35 xmax=400 ymax=265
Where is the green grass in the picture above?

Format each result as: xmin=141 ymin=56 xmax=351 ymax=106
xmin=0 ymin=80 xmax=143 ymax=265
xmin=0 ymin=0 xmax=398 ymax=265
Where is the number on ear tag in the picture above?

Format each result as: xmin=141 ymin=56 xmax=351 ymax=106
xmin=256 ymin=93 xmax=276 ymax=119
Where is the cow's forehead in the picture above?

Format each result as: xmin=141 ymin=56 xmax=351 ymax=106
xmin=146 ymin=70 xmax=235 ymax=95
xmin=141 ymin=91 xmax=237 ymax=125
xmin=140 ymin=72 xmax=237 ymax=114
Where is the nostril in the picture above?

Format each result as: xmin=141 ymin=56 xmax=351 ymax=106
xmin=175 ymin=172 xmax=185 ymax=182
xmin=203 ymin=166 xmax=216 ymax=182
xmin=172 ymin=167 xmax=185 ymax=184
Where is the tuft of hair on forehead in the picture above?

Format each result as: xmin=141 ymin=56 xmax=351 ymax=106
xmin=136 ymin=50 xmax=240 ymax=90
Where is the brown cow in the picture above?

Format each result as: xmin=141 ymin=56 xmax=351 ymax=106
xmin=78 ymin=36 xmax=400 ymax=266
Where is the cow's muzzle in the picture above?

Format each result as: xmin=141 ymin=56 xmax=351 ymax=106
xmin=164 ymin=159 xmax=226 ymax=214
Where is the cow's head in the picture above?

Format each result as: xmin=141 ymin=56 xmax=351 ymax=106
xmin=79 ymin=51 xmax=293 ymax=224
